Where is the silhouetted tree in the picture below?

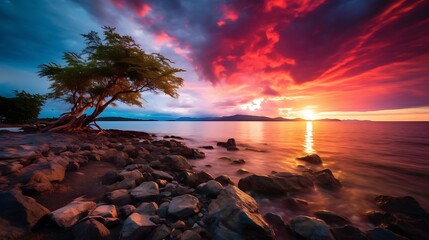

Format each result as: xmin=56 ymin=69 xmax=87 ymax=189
xmin=38 ymin=26 xmax=184 ymax=132
xmin=0 ymin=90 xmax=46 ymax=124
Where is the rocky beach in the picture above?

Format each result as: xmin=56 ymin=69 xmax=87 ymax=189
xmin=0 ymin=128 xmax=428 ymax=240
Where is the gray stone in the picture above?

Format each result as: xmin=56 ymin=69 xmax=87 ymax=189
xmin=0 ymin=190 xmax=50 ymax=240
xmin=160 ymin=155 xmax=192 ymax=171
xmin=106 ymin=189 xmax=131 ymax=206
xmin=149 ymin=224 xmax=171 ymax=240
xmin=206 ymin=185 xmax=275 ymax=240
xmin=119 ymin=205 xmax=136 ymax=219
xmin=72 ymin=218 xmax=110 ymax=240
xmin=130 ymin=181 xmax=159 ymax=201
xmin=51 ymin=198 xmax=96 ymax=229
xmin=135 ymin=202 xmax=158 ymax=215
xmin=91 ymin=204 xmax=118 ymax=218
xmin=196 ymin=180 xmax=223 ymax=198
xmin=314 ymin=210 xmax=350 ymax=227
xmin=366 ymin=228 xmax=409 ymax=240
xmin=289 ymin=215 xmax=334 ymax=240
xmin=181 ymin=230 xmax=202 ymax=240
xmin=120 ymin=213 xmax=157 ymax=240
xmin=238 ymin=172 xmax=313 ymax=195
xmin=168 ymin=194 xmax=200 ymax=218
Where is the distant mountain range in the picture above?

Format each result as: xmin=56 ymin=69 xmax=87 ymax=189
xmin=174 ymin=114 xmax=341 ymax=122
xmin=96 ymin=114 xmax=341 ymax=122
xmin=97 ymin=117 xmax=157 ymax=121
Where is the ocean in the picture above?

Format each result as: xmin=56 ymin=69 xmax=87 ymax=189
xmin=99 ymin=121 xmax=429 ymax=229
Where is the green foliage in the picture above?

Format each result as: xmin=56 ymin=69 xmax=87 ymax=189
xmin=38 ymin=26 xmax=185 ymax=124
xmin=0 ymin=90 xmax=47 ymax=123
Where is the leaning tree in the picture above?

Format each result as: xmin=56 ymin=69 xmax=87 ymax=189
xmin=38 ymin=27 xmax=184 ymax=132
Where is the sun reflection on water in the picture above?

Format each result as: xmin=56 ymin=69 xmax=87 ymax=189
xmin=304 ymin=121 xmax=315 ymax=154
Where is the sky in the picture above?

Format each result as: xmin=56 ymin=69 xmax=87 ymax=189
xmin=0 ymin=0 xmax=428 ymax=121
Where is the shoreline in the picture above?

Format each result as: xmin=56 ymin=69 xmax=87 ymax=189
xmin=0 ymin=129 xmax=428 ymax=240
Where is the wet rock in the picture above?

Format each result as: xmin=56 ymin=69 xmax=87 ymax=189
xmin=152 ymin=170 xmax=174 ymax=181
xmin=3 ymin=162 xmax=23 ymax=175
xmin=206 ymin=185 xmax=275 ymax=240
xmin=130 ymin=181 xmax=159 ymax=201
xmin=135 ymin=202 xmax=158 ymax=215
xmin=157 ymin=202 xmax=169 ymax=218
xmin=375 ymin=195 xmax=429 ymax=219
xmin=120 ymin=213 xmax=157 ymax=240
xmin=310 ymin=169 xmax=342 ymax=190
xmin=0 ymin=190 xmax=50 ymax=240
xmin=264 ymin=213 xmax=285 ymax=226
xmin=331 ymin=225 xmax=368 ymax=240
xmin=106 ymin=189 xmax=131 ymax=206
xmin=149 ymin=224 xmax=171 ymax=240
xmin=366 ymin=227 xmax=409 ymax=240
xmin=72 ymin=218 xmax=110 ymax=240
xmin=181 ymin=230 xmax=202 ymax=240
xmin=366 ymin=211 xmax=396 ymax=226
xmin=120 ymin=169 xmax=143 ymax=181
xmin=237 ymin=168 xmax=250 ymax=174
xmin=51 ymin=198 xmax=96 ymax=229
xmin=196 ymin=180 xmax=223 ymax=198
xmin=215 ymin=175 xmax=234 ymax=186
xmin=91 ymin=204 xmax=118 ymax=218
xmin=101 ymin=170 xmax=121 ymax=185
xmin=232 ymin=159 xmax=246 ymax=165
xmin=119 ymin=205 xmax=136 ymax=219
xmin=17 ymin=162 xmax=66 ymax=183
xmin=198 ymin=146 xmax=214 ymax=150
xmin=284 ymin=198 xmax=309 ymax=211
xmin=106 ymin=177 xmax=136 ymax=191
xmin=180 ymin=170 xmax=214 ymax=188
xmin=22 ymin=171 xmax=54 ymax=195
xmin=297 ymin=154 xmax=322 ymax=164
xmin=238 ymin=172 xmax=313 ymax=195
xmin=168 ymin=194 xmax=200 ymax=218
xmin=217 ymin=138 xmax=239 ymax=151
xmin=289 ymin=215 xmax=334 ymax=240
xmin=161 ymin=155 xmax=192 ymax=171
xmin=314 ymin=210 xmax=350 ymax=227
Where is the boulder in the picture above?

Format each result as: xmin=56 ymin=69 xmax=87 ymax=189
xmin=181 ymin=230 xmax=202 ymax=240
xmin=297 ymin=154 xmax=322 ymax=164
xmin=206 ymin=185 xmax=275 ymax=240
xmin=0 ymin=190 xmax=50 ymax=240
xmin=72 ymin=218 xmax=110 ymax=240
xmin=331 ymin=226 xmax=368 ymax=240
xmin=314 ymin=210 xmax=350 ymax=227
xmin=152 ymin=170 xmax=174 ymax=181
xmin=101 ymin=170 xmax=121 ymax=185
xmin=106 ymin=178 xmax=136 ymax=191
xmin=135 ymin=202 xmax=158 ymax=215
xmin=366 ymin=211 xmax=396 ymax=226
xmin=130 ymin=181 xmax=159 ymax=201
xmin=149 ymin=224 xmax=171 ymax=240
xmin=238 ymin=172 xmax=313 ymax=195
xmin=106 ymin=189 xmax=131 ymax=206
xmin=17 ymin=162 xmax=66 ymax=183
xmin=119 ymin=205 xmax=136 ymax=219
xmin=160 ymin=155 xmax=192 ymax=171
xmin=120 ymin=213 xmax=157 ymax=240
xmin=374 ymin=195 xmax=429 ymax=219
xmin=289 ymin=215 xmax=334 ymax=240
xmin=51 ymin=198 xmax=96 ymax=229
xmin=22 ymin=171 xmax=54 ymax=195
xmin=310 ymin=169 xmax=342 ymax=190
xmin=217 ymin=138 xmax=239 ymax=151
xmin=120 ymin=169 xmax=143 ymax=181
xmin=196 ymin=180 xmax=223 ymax=198
xmin=215 ymin=175 xmax=234 ymax=186
xmin=366 ymin=228 xmax=409 ymax=240
xmin=91 ymin=204 xmax=118 ymax=218
xmin=168 ymin=194 xmax=200 ymax=218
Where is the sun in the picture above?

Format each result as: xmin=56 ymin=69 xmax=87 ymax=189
xmin=302 ymin=109 xmax=316 ymax=120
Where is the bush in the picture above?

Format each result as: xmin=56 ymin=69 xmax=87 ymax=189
xmin=0 ymin=90 xmax=46 ymax=124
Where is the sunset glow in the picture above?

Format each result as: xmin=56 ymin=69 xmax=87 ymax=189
xmin=0 ymin=0 xmax=428 ymax=121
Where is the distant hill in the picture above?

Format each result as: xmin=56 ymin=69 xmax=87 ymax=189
xmin=174 ymin=114 xmax=340 ymax=122
xmin=96 ymin=117 xmax=157 ymax=121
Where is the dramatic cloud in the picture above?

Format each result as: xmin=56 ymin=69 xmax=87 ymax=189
xmin=1 ymin=0 xmax=428 ymax=120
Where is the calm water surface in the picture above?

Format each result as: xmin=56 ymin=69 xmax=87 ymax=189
xmin=99 ymin=121 xmax=429 ymax=229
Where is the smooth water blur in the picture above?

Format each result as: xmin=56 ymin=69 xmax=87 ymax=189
xmin=99 ymin=121 xmax=429 ymax=228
